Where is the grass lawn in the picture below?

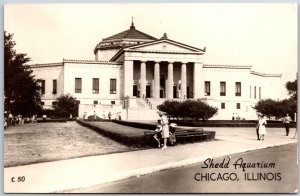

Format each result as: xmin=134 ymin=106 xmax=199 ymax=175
xmin=4 ymin=122 xmax=138 ymax=167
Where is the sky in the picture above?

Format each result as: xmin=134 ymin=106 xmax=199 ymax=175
xmin=4 ymin=3 xmax=298 ymax=96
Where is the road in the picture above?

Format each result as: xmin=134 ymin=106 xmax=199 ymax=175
xmin=70 ymin=143 xmax=298 ymax=193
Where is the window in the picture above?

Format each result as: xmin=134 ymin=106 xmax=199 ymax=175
xmin=40 ymin=80 xmax=45 ymax=94
xmin=75 ymin=78 xmax=82 ymax=93
xmin=220 ymin=82 xmax=226 ymax=96
xmin=92 ymin=78 xmax=99 ymax=94
xmin=235 ymin=82 xmax=241 ymax=96
xmin=205 ymin=81 xmax=211 ymax=96
xmin=259 ymin=87 xmax=261 ymax=100
xmin=110 ymin=79 xmax=117 ymax=94
xmin=111 ymin=101 xmax=116 ymax=105
xmin=221 ymin=102 xmax=225 ymax=109
xmin=237 ymin=103 xmax=241 ymax=109
xmin=52 ymin=101 xmax=57 ymax=106
xmin=41 ymin=102 xmax=44 ymax=105
xmin=250 ymin=85 xmax=251 ymax=98
xmin=93 ymin=100 xmax=98 ymax=105
xmin=52 ymin=80 xmax=57 ymax=94
xmin=254 ymin=86 xmax=257 ymax=99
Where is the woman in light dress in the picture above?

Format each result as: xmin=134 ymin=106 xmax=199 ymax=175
xmin=258 ymin=115 xmax=267 ymax=141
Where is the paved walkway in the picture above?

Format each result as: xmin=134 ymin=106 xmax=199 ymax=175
xmin=4 ymin=127 xmax=297 ymax=193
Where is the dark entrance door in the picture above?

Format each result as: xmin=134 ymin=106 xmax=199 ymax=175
xmin=173 ymin=86 xmax=177 ymax=98
xmin=146 ymin=85 xmax=151 ymax=98
xmin=160 ymin=75 xmax=166 ymax=98
xmin=187 ymin=86 xmax=190 ymax=98
xmin=133 ymin=85 xmax=138 ymax=97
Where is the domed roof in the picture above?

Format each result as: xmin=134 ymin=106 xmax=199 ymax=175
xmin=94 ymin=21 xmax=157 ymax=54
xmin=103 ymin=22 xmax=157 ymax=42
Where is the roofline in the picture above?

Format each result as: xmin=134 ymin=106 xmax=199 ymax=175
xmin=28 ymin=62 xmax=63 ymax=68
xmin=126 ymin=38 xmax=205 ymax=52
xmin=250 ymin=71 xmax=282 ymax=77
xmin=203 ymin=64 xmax=252 ymax=69
xmin=63 ymin=59 xmax=123 ymax=65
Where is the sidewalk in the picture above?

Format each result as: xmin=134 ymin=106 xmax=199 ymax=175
xmin=4 ymin=127 xmax=297 ymax=193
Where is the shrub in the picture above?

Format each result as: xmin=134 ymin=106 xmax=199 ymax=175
xmin=158 ymin=99 xmax=218 ymax=120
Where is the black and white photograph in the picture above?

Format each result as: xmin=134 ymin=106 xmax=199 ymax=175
xmin=3 ymin=3 xmax=298 ymax=193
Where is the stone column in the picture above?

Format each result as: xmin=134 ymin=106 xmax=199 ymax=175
xmin=193 ymin=62 xmax=203 ymax=99
xmin=181 ymin=62 xmax=187 ymax=99
xmin=124 ymin=60 xmax=133 ymax=97
xmin=154 ymin=61 xmax=160 ymax=98
xmin=140 ymin=61 xmax=146 ymax=98
xmin=167 ymin=62 xmax=174 ymax=99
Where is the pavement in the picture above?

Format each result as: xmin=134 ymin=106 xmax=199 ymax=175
xmin=4 ymin=127 xmax=298 ymax=193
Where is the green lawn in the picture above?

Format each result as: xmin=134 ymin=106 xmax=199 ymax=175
xmin=4 ymin=122 xmax=138 ymax=167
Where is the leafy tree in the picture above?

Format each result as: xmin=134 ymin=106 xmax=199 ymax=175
xmin=158 ymin=99 xmax=218 ymax=120
xmin=286 ymin=79 xmax=297 ymax=101
xmin=52 ymin=94 xmax=79 ymax=117
xmin=4 ymin=31 xmax=41 ymax=116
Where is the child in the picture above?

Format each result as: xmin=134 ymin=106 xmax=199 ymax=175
xmin=153 ymin=120 xmax=162 ymax=148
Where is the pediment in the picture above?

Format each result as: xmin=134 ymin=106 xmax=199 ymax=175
xmin=125 ymin=39 xmax=205 ymax=53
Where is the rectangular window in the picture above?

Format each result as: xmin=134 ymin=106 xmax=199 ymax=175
xmin=250 ymin=85 xmax=251 ymax=98
xmin=235 ymin=82 xmax=241 ymax=96
xmin=52 ymin=80 xmax=57 ymax=94
xmin=52 ymin=101 xmax=57 ymax=106
xmin=111 ymin=101 xmax=116 ymax=105
xmin=205 ymin=81 xmax=211 ymax=96
xmin=254 ymin=86 xmax=257 ymax=99
xmin=75 ymin=78 xmax=82 ymax=93
xmin=259 ymin=87 xmax=261 ymax=100
xmin=40 ymin=80 xmax=45 ymax=94
xmin=92 ymin=78 xmax=99 ymax=94
xmin=110 ymin=79 xmax=117 ymax=94
xmin=221 ymin=102 xmax=225 ymax=109
xmin=41 ymin=102 xmax=44 ymax=105
xmin=237 ymin=103 xmax=241 ymax=109
xmin=220 ymin=82 xmax=226 ymax=96
xmin=93 ymin=100 xmax=98 ymax=105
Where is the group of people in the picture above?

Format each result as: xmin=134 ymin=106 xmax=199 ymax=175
xmin=256 ymin=113 xmax=293 ymax=141
xmin=4 ymin=111 xmax=37 ymax=129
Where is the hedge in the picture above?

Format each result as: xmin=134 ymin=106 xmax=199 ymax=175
xmin=76 ymin=120 xmax=154 ymax=147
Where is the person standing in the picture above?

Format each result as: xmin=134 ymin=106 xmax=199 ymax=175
xmin=256 ymin=117 xmax=260 ymax=140
xmin=283 ymin=113 xmax=292 ymax=136
xmin=159 ymin=112 xmax=169 ymax=149
xmin=258 ymin=115 xmax=267 ymax=141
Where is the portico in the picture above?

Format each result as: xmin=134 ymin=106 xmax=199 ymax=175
xmin=111 ymin=35 xmax=205 ymax=100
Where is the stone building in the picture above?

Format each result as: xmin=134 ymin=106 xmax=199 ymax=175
xmin=30 ymin=21 xmax=282 ymax=120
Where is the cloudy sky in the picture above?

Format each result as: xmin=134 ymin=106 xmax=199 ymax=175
xmin=4 ymin=3 xmax=297 ymax=94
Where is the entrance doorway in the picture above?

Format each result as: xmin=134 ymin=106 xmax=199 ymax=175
xmin=146 ymin=85 xmax=151 ymax=98
xmin=187 ymin=86 xmax=190 ymax=98
xmin=173 ymin=86 xmax=177 ymax=98
xmin=133 ymin=85 xmax=138 ymax=97
xmin=160 ymin=75 xmax=166 ymax=98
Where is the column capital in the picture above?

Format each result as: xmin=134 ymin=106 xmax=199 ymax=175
xmin=181 ymin=62 xmax=188 ymax=65
xmin=154 ymin=61 xmax=160 ymax=64
xmin=168 ymin=61 xmax=174 ymax=64
xmin=140 ymin=60 xmax=147 ymax=64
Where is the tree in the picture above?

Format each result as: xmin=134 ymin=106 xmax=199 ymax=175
xmin=157 ymin=99 xmax=218 ymax=120
xmin=4 ymin=31 xmax=41 ymax=116
xmin=286 ymin=79 xmax=297 ymax=101
xmin=52 ymin=94 xmax=79 ymax=117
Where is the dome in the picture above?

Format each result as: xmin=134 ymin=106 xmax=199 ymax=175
xmin=94 ymin=21 xmax=157 ymax=54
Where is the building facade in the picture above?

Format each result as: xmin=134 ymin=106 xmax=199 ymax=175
xmin=30 ymin=21 xmax=282 ymax=120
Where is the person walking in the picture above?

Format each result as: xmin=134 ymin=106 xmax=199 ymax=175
xmin=256 ymin=117 xmax=260 ymax=140
xmin=258 ymin=115 xmax=267 ymax=141
xmin=283 ymin=113 xmax=292 ymax=136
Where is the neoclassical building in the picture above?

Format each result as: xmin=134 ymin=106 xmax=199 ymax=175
xmin=30 ymin=21 xmax=282 ymax=120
